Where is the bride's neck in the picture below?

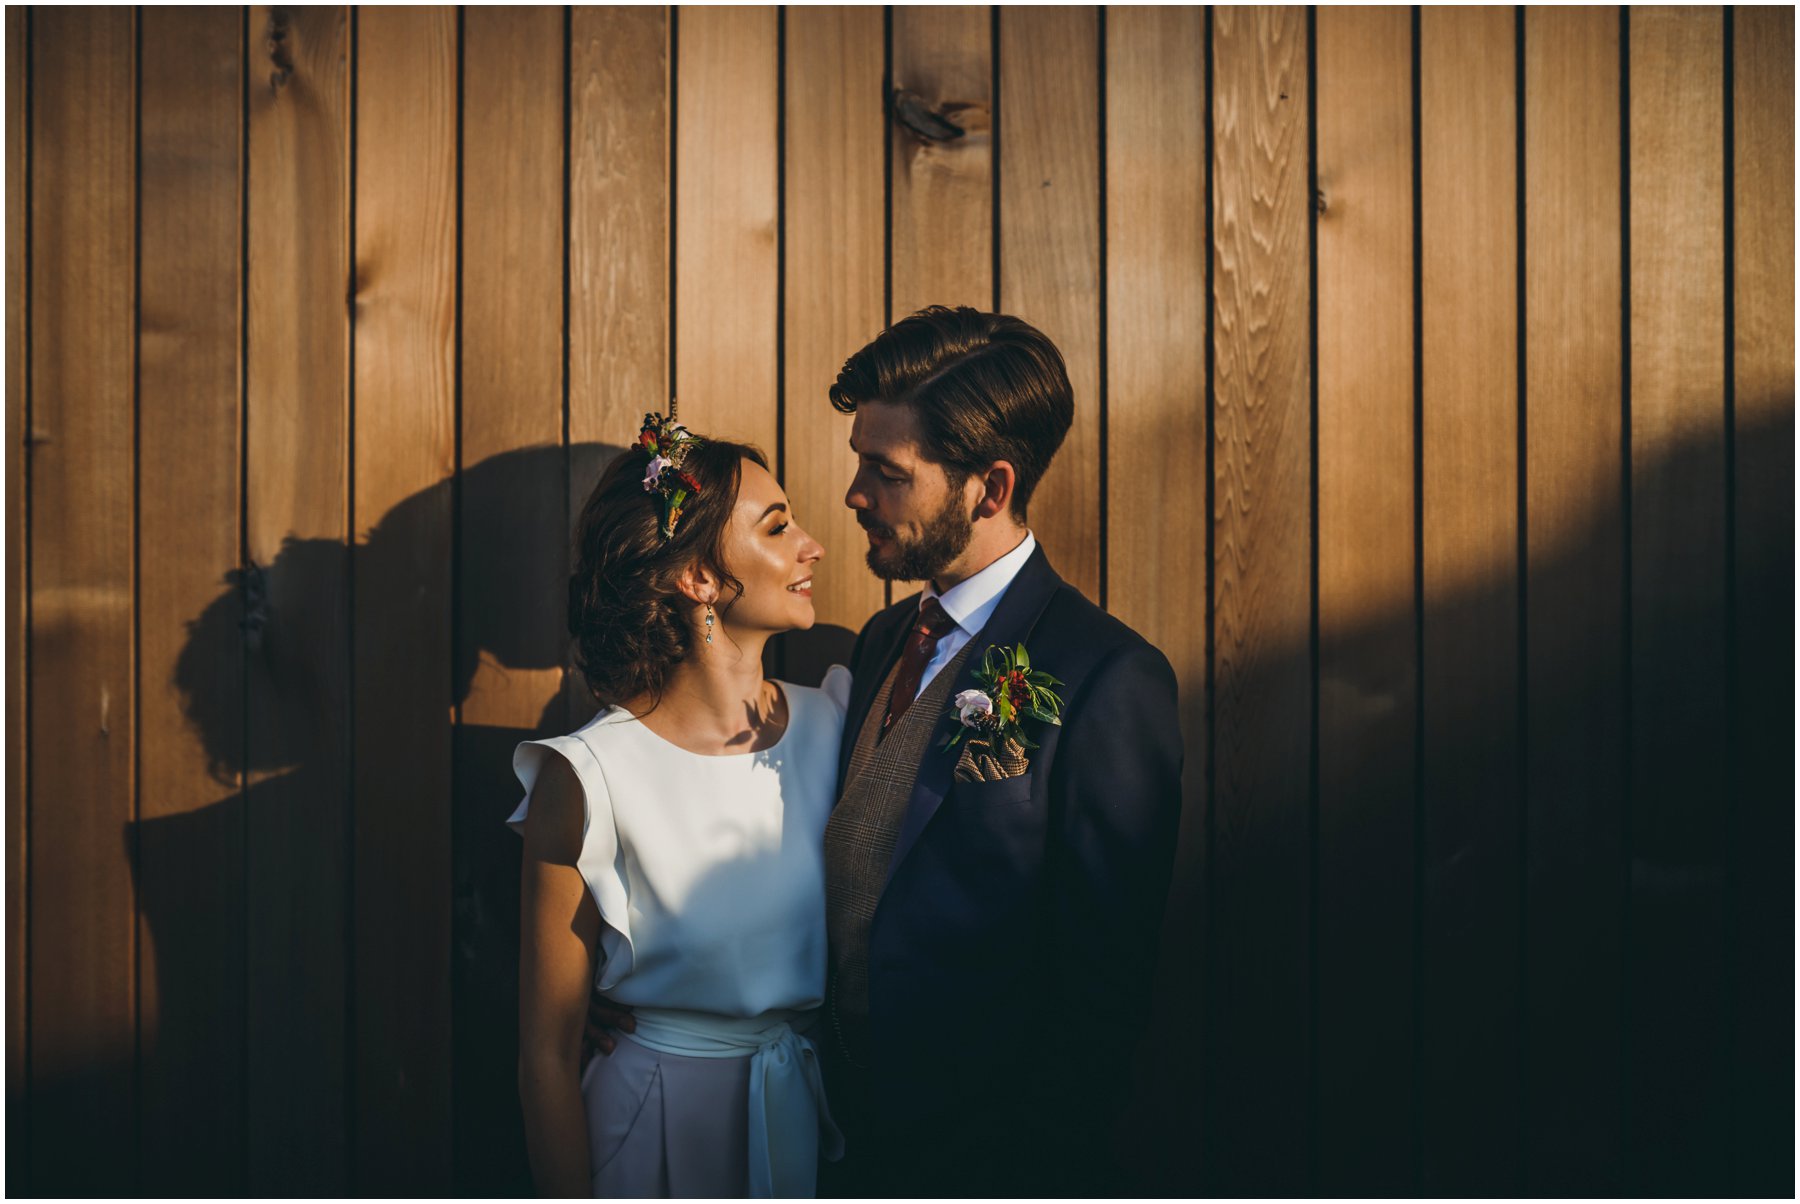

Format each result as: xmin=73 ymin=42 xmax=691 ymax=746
xmin=629 ymin=629 xmax=783 ymax=752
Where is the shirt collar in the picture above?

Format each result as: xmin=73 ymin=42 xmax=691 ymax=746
xmin=922 ymin=530 xmax=1038 ymax=639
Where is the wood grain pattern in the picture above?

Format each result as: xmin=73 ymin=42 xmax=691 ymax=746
xmin=1522 ymin=8 xmax=1624 ymax=1193
xmin=352 ymin=7 xmax=457 ymax=1190
xmin=5 ymin=8 xmax=28 ymax=1193
xmin=1626 ymin=7 xmax=1728 ymax=1194
xmin=136 ymin=8 xmax=245 ymax=1192
xmin=673 ymin=6 xmax=778 ymax=449
xmin=1419 ymin=7 xmax=1520 ymax=1193
xmin=997 ymin=6 xmax=1101 ymax=603
xmin=27 ymin=8 xmax=137 ymax=1193
xmin=1728 ymin=8 xmax=1795 ymax=1194
xmin=1314 ymin=7 xmax=1415 ymax=1192
xmin=1103 ymin=11 xmax=1208 ymax=1190
xmin=454 ymin=9 xmax=563 ymax=1194
xmin=781 ymin=6 xmax=886 ymax=684
xmin=566 ymin=4 xmax=670 ymax=730
xmin=244 ymin=6 xmax=351 ymax=1190
xmin=891 ymin=5 xmax=993 ymax=319
xmin=459 ymin=6 xmax=565 ymax=732
xmin=1210 ymin=6 xmax=1311 ymax=1194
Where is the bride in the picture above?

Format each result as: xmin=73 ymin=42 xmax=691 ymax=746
xmin=511 ymin=415 xmax=845 ymax=1197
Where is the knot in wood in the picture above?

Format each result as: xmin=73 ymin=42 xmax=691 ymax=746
xmin=266 ymin=9 xmax=296 ymax=92
xmin=890 ymin=88 xmax=965 ymax=144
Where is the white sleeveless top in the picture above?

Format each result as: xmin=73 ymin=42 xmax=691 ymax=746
xmin=507 ymin=668 xmax=851 ymax=1017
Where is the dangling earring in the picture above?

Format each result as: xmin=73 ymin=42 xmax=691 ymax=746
xmin=704 ymin=603 xmax=715 ymax=646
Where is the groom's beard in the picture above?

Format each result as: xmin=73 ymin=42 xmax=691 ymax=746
xmin=861 ymin=491 xmax=974 ymax=583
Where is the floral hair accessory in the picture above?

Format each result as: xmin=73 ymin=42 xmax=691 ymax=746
xmin=638 ymin=411 xmax=704 ymax=540
xmin=946 ymin=642 xmax=1063 ymax=783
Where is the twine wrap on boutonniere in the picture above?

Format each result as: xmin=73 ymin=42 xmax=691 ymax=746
xmin=946 ymin=642 xmax=1064 ymax=783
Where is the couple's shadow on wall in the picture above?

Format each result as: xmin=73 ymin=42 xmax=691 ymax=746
xmin=133 ymin=441 xmax=855 ymax=1194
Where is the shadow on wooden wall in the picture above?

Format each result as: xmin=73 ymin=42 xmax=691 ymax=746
xmin=1121 ymin=402 xmax=1794 ymax=1198
xmin=123 ymin=443 xmax=617 ymax=1195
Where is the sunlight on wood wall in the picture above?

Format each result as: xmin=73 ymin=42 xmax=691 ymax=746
xmin=4 ymin=5 xmax=1792 ymax=1197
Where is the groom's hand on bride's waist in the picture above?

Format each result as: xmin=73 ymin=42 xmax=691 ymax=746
xmin=582 ymin=986 xmax=637 ymax=1065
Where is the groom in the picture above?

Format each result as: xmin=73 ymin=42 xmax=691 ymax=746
xmin=814 ymin=306 xmax=1183 ymax=1197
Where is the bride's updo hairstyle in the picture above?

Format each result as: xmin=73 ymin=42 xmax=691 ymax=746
xmin=568 ymin=435 xmax=769 ymax=710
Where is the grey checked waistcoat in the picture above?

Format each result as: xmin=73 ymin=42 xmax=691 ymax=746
xmin=822 ymin=638 xmax=978 ymax=1066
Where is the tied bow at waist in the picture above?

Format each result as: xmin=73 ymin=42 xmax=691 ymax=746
xmin=624 ymin=1006 xmax=845 ymax=1198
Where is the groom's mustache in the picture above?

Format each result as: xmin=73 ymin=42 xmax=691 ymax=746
xmin=857 ymin=515 xmax=894 ymax=539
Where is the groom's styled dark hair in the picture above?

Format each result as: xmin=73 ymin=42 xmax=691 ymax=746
xmin=827 ymin=305 xmax=1074 ymax=520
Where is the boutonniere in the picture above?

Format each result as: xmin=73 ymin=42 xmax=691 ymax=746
xmin=945 ymin=643 xmax=1064 ymax=782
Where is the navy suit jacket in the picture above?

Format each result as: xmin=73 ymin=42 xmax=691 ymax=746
xmin=834 ymin=543 xmax=1184 ymax=1195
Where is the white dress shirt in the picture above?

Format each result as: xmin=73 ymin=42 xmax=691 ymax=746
xmin=912 ymin=530 xmax=1038 ymax=700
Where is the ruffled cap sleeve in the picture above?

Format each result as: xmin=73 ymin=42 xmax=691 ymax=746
xmin=819 ymin=663 xmax=852 ymax=716
xmin=507 ymin=731 xmax=635 ymax=987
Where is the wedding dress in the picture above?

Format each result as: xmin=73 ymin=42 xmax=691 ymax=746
xmin=509 ymin=666 xmax=851 ymax=1198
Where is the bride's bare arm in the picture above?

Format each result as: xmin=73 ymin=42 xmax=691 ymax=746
xmin=517 ymin=752 xmax=603 ymax=1198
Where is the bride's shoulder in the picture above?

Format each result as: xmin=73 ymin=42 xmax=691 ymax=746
xmin=775 ymin=664 xmax=852 ymax=730
xmin=561 ymin=702 xmax=643 ymax=755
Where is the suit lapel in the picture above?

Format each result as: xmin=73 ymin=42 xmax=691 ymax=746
xmin=883 ymin=543 xmax=1064 ymax=887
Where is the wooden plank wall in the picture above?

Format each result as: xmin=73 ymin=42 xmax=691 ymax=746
xmin=243 ymin=5 xmax=351 ymax=1192
xmin=1419 ymin=7 xmax=1523 ymax=1191
xmin=1523 ymin=7 xmax=1625 ymax=1192
xmin=26 ymin=9 xmax=137 ymax=1195
xmin=137 ymin=8 xmax=245 ymax=1193
xmin=3 ymin=6 xmax=1792 ymax=1196
xmin=1314 ymin=7 xmax=1414 ymax=1192
xmin=1209 ymin=7 xmax=1311 ymax=1193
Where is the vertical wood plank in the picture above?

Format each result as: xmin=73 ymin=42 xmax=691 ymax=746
xmin=1314 ymin=7 xmax=1415 ymax=1192
xmin=891 ymin=5 xmax=992 ymax=319
xmin=566 ymin=4 xmax=670 ymax=729
xmin=997 ymin=6 xmax=1100 ymax=603
xmin=782 ymin=6 xmax=886 ymax=683
xmin=672 ymin=6 xmax=778 ymax=450
xmin=459 ymin=4 xmax=564 ymax=734
xmin=5 ymin=7 xmax=29 ymax=1193
xmin=1626 ymin=7 xmax=1728 ymax=1193
xmin=1419 ymin=7 xmax=1520 ymax=1192
xmin=1104 ymin=9 xmax=1207 ymax=1190
xmin=352 ymin=7 xmax=458 ymax=1190
xmin=245 ymin=6 xmax=351 ymax=1191
xmin=27 ymin=7 xmax=137 ymax=1193
xmin=136 ymin=7 xmax=245 ymax=1193
xmin=1522 ymin=7 xmax=1625 ymax=1193
xmin=1210 ymin=6 xmax=1312 ymax=1194
xmin=1101 ymin=9 xmax=1202 ymax=1187
xmin=1729 ymin=8 xmax=1795 ymax=1194
xmin=455 ymin=7 xmax=563 ymax=1195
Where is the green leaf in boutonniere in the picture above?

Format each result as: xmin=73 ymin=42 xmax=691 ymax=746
xmin=946 ymin=642 xmax=1064 ymax=755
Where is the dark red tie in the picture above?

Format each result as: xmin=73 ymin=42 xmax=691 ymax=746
xmin=881 ymin=596 xmax=959 ymax=738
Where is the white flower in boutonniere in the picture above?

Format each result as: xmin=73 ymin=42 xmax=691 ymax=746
xmin=945 ymin=642 xmax=1064 ymax=752
xmin=954 ymin=689 xmax=994 ymax=727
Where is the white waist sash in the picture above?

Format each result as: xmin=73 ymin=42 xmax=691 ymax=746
xmin=623 ymin=1006 xmax=844 ymax=1198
